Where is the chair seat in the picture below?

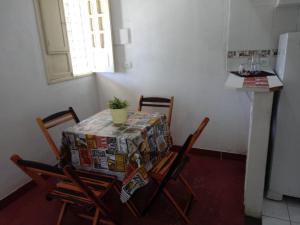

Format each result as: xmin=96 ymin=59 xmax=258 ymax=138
xmin=76 ymin=170 xmax=116 ymax=187
xmin=150 ymin=152 xmax=177 ymax=180
xmin=49 ymin=180 xmax=106 ymax=204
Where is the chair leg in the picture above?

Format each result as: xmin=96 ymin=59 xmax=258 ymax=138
xmin=179 ymin=175 xmax=197 ymax=200
xmin=77 ymin=208 xmax=117 ymax=225
xmin=78 ymin=213 xmax=115 ymax=225
xmin=178 ymin=175 xmax=196 ymax=214
xmin=56 ymin=202 xmax=68 ymax=225
xmin=113 ymin=183 xmax=141 ymax=217
xmin=92 ymin=208 xmax=100 ymax=225
xmin=141 ymin=180 xmax=162 ymax=216
xmin=162 ymin=188 xmax=191 ymax=224
xmin=127 ymin=199 xmax=141 ymax=217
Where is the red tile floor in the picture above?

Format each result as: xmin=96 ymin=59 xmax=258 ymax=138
xmin=0 ymin=152 xmax=245 ymax=225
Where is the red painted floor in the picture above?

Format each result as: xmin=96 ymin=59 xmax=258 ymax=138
xmin=0 ymin=153 xmax=245 ymax=225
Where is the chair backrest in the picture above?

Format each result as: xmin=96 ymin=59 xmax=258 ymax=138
xmin=36 ymin=107 xmax=80 ymax=159
xmin=187 ymin=117 xmax=210 ymax=154
xmin=138 ymin=95 xmax=174 ymax=127
xmin=10 ymin=154 xmax=66 ymax=192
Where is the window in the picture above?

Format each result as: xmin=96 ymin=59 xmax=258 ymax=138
xmin=34 ymin=0 xmax=114 ymax=84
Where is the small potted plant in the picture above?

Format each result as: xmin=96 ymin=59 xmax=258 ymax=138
xmin=108 ymin=97 xmax=129 ymax=124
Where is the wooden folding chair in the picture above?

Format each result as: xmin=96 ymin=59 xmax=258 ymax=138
xmin=138 ymin=95 xmax=174 ymax=128
xmin=36 ymin=107 xmax=80 ymax=160
xmin=10 ymin=155 xmax=137 ymax=225
xmin=145 ymin=117 xmax=210 ymax=224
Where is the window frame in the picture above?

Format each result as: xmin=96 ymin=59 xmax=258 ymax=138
xmin=33 ymin=0 xmax=114 ymax=85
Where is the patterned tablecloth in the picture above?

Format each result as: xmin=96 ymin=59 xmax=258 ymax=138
xmin=62 ymin=109 xmax=171 ymax=202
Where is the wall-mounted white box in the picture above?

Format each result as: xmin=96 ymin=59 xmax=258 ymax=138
xmin=276 ymin=0 xmax=300 ymax=7
xmin=113 ymin=28 xmax=130 ymax=45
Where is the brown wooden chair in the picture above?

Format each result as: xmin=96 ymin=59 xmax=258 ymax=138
xmin=138 ymin=95 xmax=174 ymax=127
xmin=10 ymin=155 xmax=138 ymax=225
xmin=36 ymin=107 xmax=80 ymax=160
xmin=144 ymin=117 xmax=210 ymax=224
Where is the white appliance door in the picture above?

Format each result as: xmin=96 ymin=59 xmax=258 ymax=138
xmin=268 ymin=32 xmax=300 ymax=199
xmin=275 ymin=33 xmax=288 ymax=81
xmin=277 ymin=0 xmax=300 ymax=7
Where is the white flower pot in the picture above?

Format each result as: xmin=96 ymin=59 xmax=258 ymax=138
xmin=110 ymin=108 xmax=128 ymax=124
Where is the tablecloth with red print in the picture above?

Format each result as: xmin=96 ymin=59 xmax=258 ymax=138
xmin=62 ymin=109 xmax=171 ymax=202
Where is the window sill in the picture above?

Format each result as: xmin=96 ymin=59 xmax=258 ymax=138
xmin=47 ymin=72 xmax=95 ymax=85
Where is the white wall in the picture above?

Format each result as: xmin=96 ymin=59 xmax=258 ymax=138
xmin=0 ymin=0 xmax=100 ymax=199
xmin=228 ymin=0 xmax=300 ymax=50
xmin=227 ymin=0 xmax=300 ymax=70
xmin=97 ymin=0 xmax=251 ymax=154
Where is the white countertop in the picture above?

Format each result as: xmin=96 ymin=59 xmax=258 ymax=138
xmin=225 ymin=72 xmax=283 ymax=92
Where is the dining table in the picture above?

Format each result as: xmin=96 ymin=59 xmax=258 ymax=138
xmin=62 ymin=109 xmax=172 ymax=202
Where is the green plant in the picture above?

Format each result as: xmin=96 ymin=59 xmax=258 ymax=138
xmin=108 ymin=97 xmax=128 ymax=109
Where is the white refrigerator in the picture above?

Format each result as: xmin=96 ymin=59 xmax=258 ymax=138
xmin=267 ymin=32 xmax=300 ymax=200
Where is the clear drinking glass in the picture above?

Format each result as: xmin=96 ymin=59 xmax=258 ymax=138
xmin=238 ymin=64 xmax=245 ymax=74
